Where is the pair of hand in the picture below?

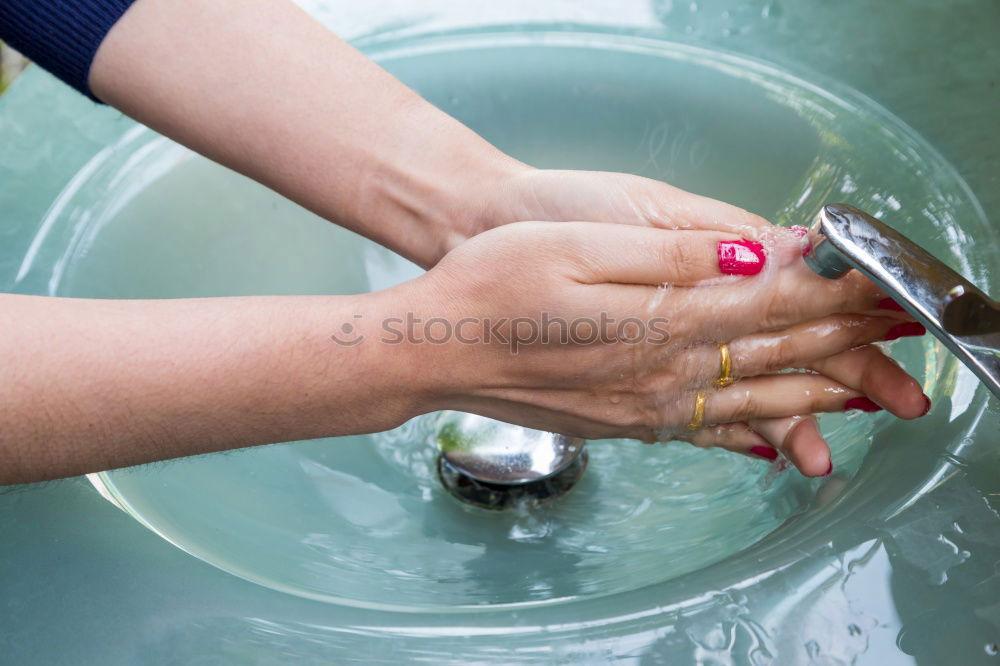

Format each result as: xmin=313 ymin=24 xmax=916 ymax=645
xmin=2 ymin=0 xmax=928 ymax=484
xmin=392 ymin=168 xmax=928 ymax=477
xmin=89 ymin=0 xmax=925 ymax=478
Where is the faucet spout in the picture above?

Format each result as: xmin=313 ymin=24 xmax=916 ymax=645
xmin=804 ymin=204 xmax=1000 ymax=400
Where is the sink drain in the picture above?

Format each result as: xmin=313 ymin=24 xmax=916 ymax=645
xmin=437 ymin=448 xmax=589 ymax=510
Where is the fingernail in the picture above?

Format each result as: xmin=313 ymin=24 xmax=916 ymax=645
xmin=718 ymin=239 xmax=766 ymax=275
xmin=789 ymin=225 xmax=812 ymax=256
xmin=844 ymin=397 xmax=883 ymax=412
xmin=882 ymin=322 xmax=926 ymax=341
xmin=920 ymin=394 xmax=932 ymax=417
xmin=877 ymin=297 xmax=905 ymax=312
xmin=749 ymin=445 xmax=779 ymax=461
xmin=823 ymin=460 xmax=833 ymax=477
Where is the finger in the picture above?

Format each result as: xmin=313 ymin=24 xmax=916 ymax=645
xmin=680 ymin=416 xmax=831 ymax=477
xmin=557 ymin=223 xmax=778 ymax=286
xmin=627 ymin=177 xmax=776 ymax=235
xmin=808 ymin=345 xmax=929 ymax=419
xmin=749 ymin=415 xmax=832 ymax=477
xmin=689 ymin=265 xmax=886 ymax=339
xmin=519 ymin=170 xmax=776 ymax=235
xmin=679 ymin=313 xmax=919 ymax=388
xmin=681 ymin=422 xmax=771 ymax=456
xmin=700 ymin=373 xmax=860 ymax=424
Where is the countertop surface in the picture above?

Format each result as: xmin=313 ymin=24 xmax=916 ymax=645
xmin=2 ymin=1 xmax=998 ymax=664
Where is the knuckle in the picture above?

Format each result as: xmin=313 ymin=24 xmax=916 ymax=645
xmin=689 ymin=427 xmax=717 ymax=449
xmin=857 ymin=346 xmax=887 ymax=384
xmin=760 ymin=286 xmax=792 ymax=329
xmin=709 ymin=424 xmax=739 ymax=447
xmin=660 ymin=242 xmax=694 ymax=279
xmin=642 ymin=395 xmax=672 ymax=430
xmin=837 ymin=286 xmax=858 ymax=313
xmin=823 ymin=314 xmax=873 ymax=351
xmin=808 ymin=386 xmax=835 ymax=413
xmin=729 ymin=389 xmax=757 ymax=422
xmin=767 ymin=336 xmax=798 ymax=371
xmin=850 ymin=343 xmax=881 ymax=368
xmin=853 ymin=317 xmax=885 ymax=347
xmin=840 ymin=273 xmax=875 ymax=309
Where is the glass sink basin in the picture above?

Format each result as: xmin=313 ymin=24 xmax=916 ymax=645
xmin=10 ymin=27 xmax=997 ymax=632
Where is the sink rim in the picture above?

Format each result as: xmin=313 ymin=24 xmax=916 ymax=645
xmin=48 ymin=25 xmax=992 ymax=619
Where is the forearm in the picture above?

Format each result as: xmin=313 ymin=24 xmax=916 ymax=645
xmin=0 ymin=292 xmax=434 ymax=484
xmin=89 ymin=0 xmax=525 ymax=268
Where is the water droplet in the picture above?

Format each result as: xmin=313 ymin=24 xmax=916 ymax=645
xmin=881 ymin=255 xmax=907 ymax=278
xmin=986 ymin=643 xmax=999 ymax=656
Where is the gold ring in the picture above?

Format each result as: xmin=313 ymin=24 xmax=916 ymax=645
xmin=686 ymin=390 xmax=707 ymax=431
xmin=714 ymin=342 xmax=735 ymax=388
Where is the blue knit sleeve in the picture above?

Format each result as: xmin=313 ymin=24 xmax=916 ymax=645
xmin=0 ymin=0 xmax=138 ymax=101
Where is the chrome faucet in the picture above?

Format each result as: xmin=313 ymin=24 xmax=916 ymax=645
xmin=804 ymin=204 xmax=1000 ymax=399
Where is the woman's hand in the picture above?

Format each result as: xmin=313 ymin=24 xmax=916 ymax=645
xmin=401 ymin=220 xmax=927 ymax=477
xmin=477 ymin=167 xmax=790 ymax=237
xmin=463 ymin=167 xmax=931 ymax=473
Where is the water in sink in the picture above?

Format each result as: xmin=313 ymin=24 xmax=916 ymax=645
xmin=20 ymin=32 xmax=989 ymax=610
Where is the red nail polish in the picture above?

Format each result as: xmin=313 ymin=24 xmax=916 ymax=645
xmin=920 ymin=394 xmax=931 ymax=417
xmin=844 ymin=397 xmax=883 ymax=412
xmin=789 ymin=225 xmax=812 ymax=256
xmin=718 ymin=239 xmax=766 ymax=275
xmin=882 ymin=322 xmax=926 ymax=341
xmin=823 ymin=460 xmax=833 ymax=477
xmin=750 ymin=445 xmax=779 ymax=461
xmin=877 ymin=297 xmax=905 ymax=312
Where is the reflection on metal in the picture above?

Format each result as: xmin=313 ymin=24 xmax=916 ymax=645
xmin=436 ymin=412 xmax=588 ymax=508
xmin=805 ymin=204 xmax=1000 ymax=399
xmin=438 ymin=447 xmax=589 ymax=510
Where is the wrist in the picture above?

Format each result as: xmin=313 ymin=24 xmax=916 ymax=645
xmin=352 ymin=97 xmax=531 ymax=269
xmin=362 ymin=275 xmax=486 ymax=416
xmin=428 ymin=151 xmax=531 ymax=264
xmin=345 ymin=283 xmax=457 ymax=421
